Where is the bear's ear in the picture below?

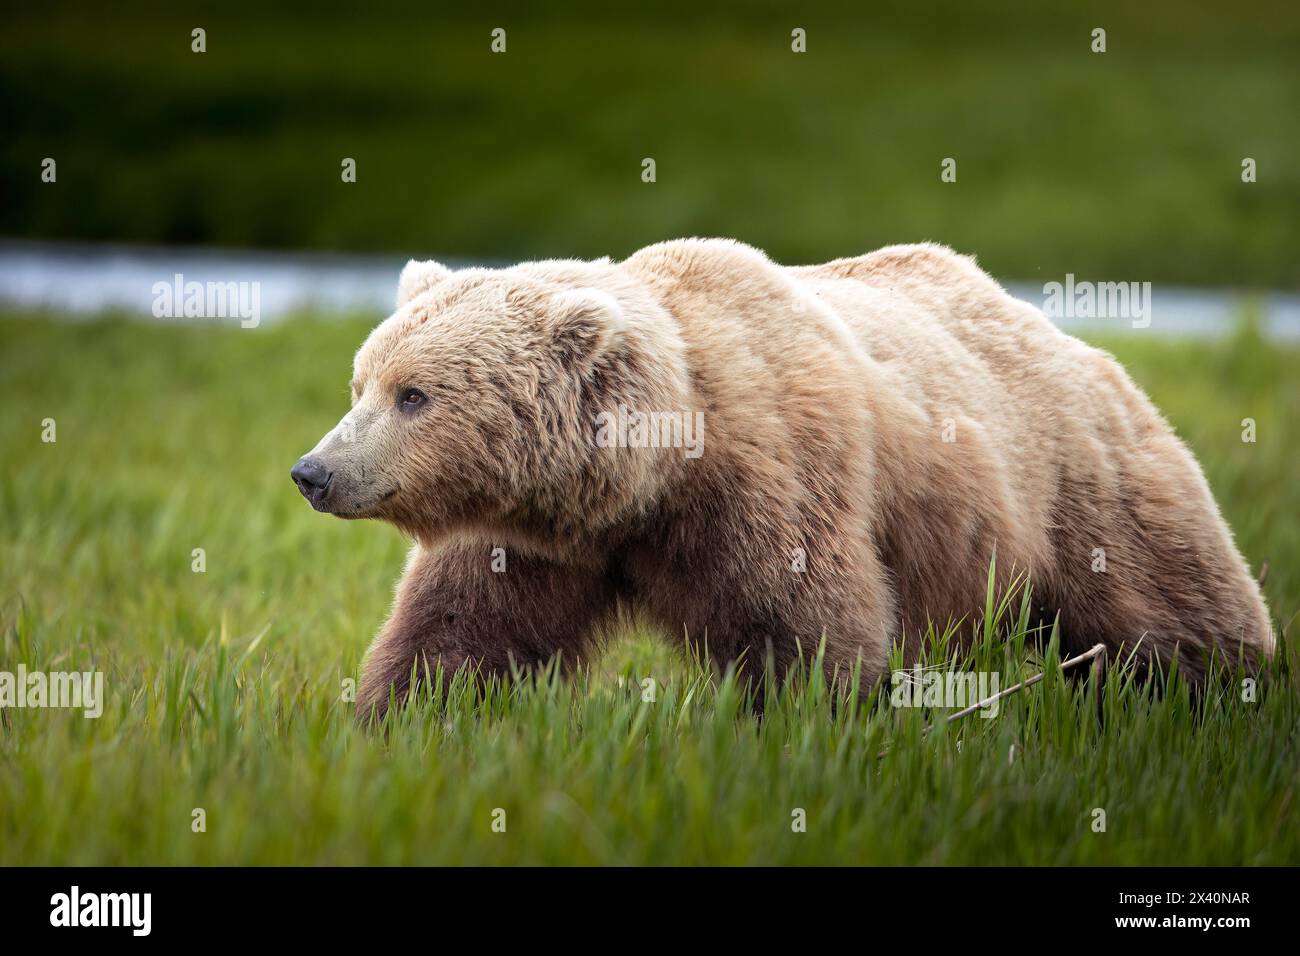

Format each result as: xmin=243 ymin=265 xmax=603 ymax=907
xmin=548 ymin=288 xmax=625 ymax=371
xmin=396 ymin=259 xmax=453 ymax=308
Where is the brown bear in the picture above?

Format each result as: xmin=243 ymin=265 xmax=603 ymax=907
xmin=289 ymin=239 xmax=1274 ymax=721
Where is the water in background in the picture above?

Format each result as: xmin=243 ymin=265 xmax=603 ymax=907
xmin=2 ymin=240 xmax=1297 ymax=339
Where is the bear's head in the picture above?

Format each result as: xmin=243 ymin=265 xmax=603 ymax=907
xmin=291 ymin=258 xmax=686 ymax=551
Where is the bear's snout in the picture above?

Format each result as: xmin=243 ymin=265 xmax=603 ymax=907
xmin=291 ymin=456 xmax=333 ymax=507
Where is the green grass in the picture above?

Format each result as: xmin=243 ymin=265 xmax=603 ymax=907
xmin=4 ymin=0 xmax=1299 ymax=287
xmin=1 ymin=312 xmax=1297 ymax=865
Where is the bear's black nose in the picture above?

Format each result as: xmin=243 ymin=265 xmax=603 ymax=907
xmin=291 ymin=456 xmax=332 ymax=502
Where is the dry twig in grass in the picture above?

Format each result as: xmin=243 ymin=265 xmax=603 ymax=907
xmin=878 ymin=643 xmax=1108 ymax=759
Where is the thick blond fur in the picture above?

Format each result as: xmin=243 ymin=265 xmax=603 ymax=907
xmin=298 ymin=239 xmax=1273 ymax=720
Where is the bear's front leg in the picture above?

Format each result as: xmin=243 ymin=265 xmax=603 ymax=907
xmin=356 ymin=539 xmax=618 ymax=723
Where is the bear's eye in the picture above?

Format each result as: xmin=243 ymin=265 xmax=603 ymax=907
xmin=397 ymin=387 xmax=428 ymax=411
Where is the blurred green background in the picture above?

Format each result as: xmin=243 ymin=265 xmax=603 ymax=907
xmin=3 ymin=0 xmax=1297 ymax=284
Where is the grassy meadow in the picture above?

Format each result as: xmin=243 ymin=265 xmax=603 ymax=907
xmin=0 ymin=311 xmax=1296 ymax=865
